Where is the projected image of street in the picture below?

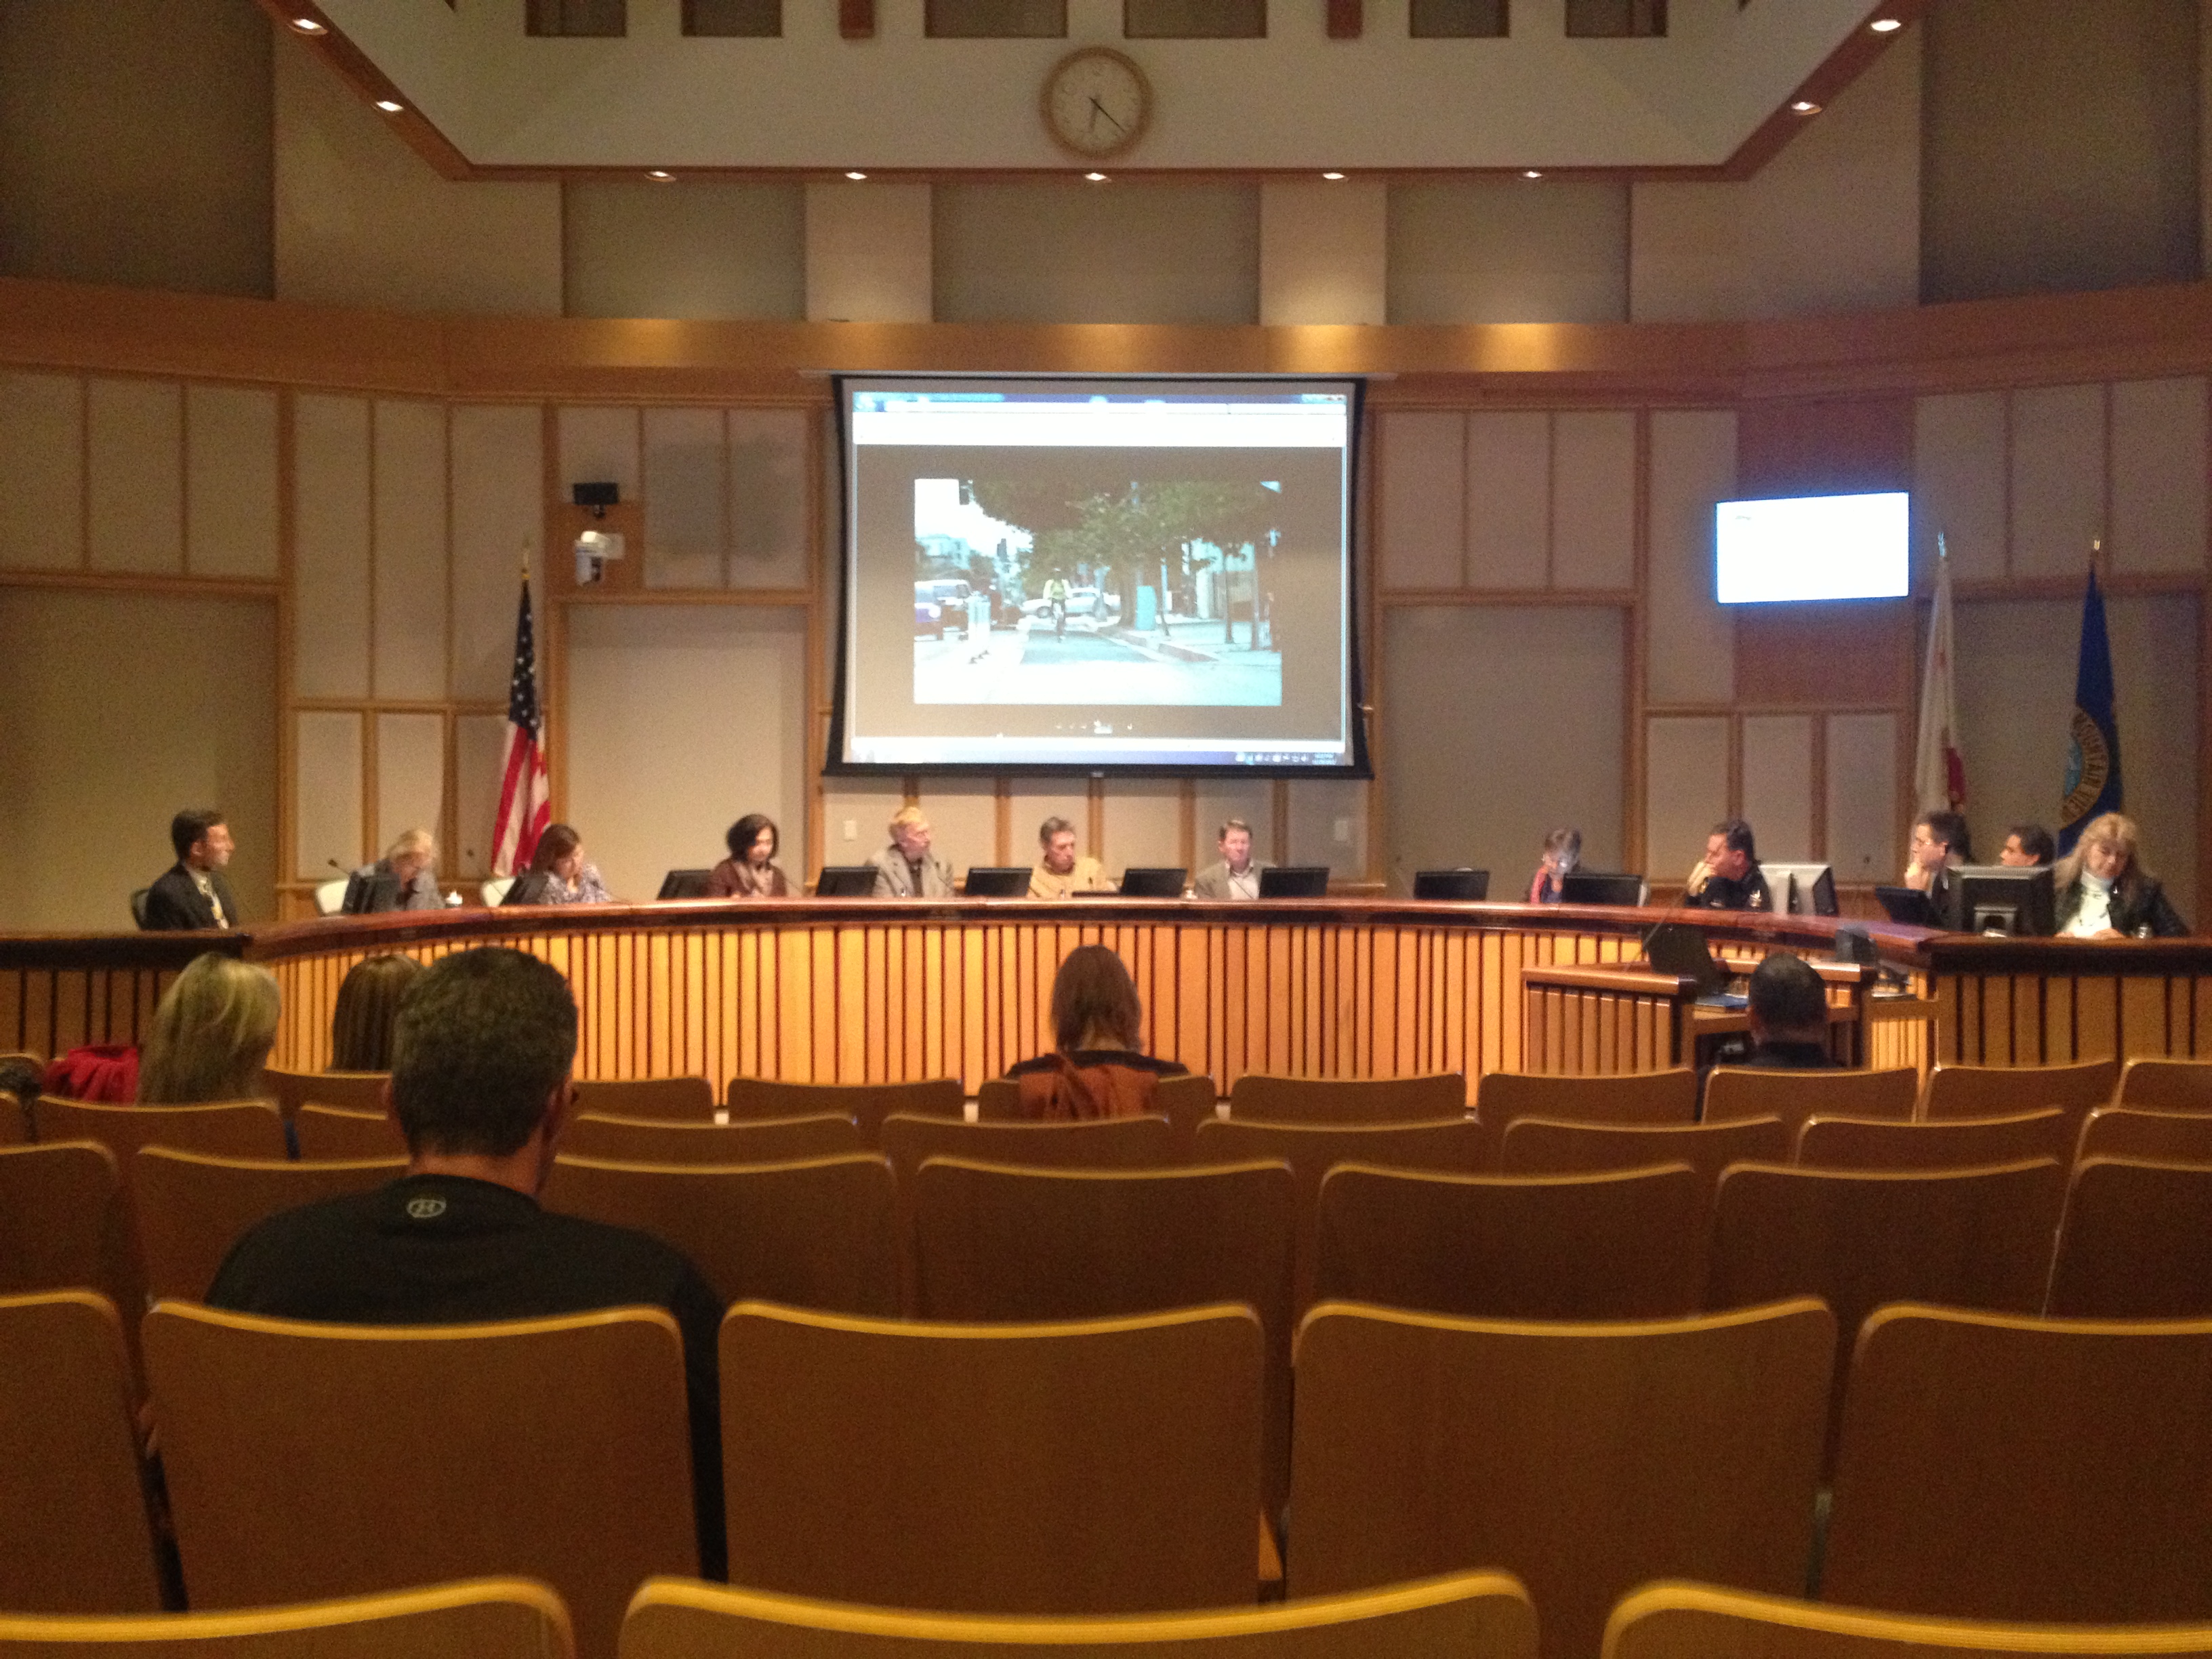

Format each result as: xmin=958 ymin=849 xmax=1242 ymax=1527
xmin=912 ymin=478 xmax=1284 ymax=706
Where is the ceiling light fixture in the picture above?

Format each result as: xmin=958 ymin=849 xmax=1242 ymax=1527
xmin=1086 ymin=171 xmax=1108 ymax=182
xmin=647 ymin=169 xmax=674 ymax=181
xmin=375 ymin=98 xmax=404 ymax=113
xmin=1869 ymin=16 xmax=1902 ymax=30
xmin=1790 ymin=99 xmax=1822 ymax=114
xmin=289 ymin=16 xmax=326 ymax=33
xmin=1322 ymin=171 xmax=1345 ymax=180
xmin=1523 ymin=169 xmax=1543 ymax=179
xmin=846 ymin=170 xmax=867 ymax=180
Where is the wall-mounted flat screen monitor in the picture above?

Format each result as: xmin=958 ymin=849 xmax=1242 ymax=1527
xmin=1763 ymin=862 xmax=1839 ymax=918
xmin=814 ymin=867 xmax=879 ymax=897
xmin=1118 ymin=867 xmax=1189 ymax=897
xmin=963 ymin=867 xmax=1032 ymax=897
xmin=1259 ymin=866 xmax=1332 ymax=898
xmin=1715 ymin=491 xmax=1909 ymax=605
xmin=1413 ymin=869 xmax=1490 ymax=901
xmin=829 ymin=375 xmax=1367 ymax=777
xmin=1954 ymin=864 xmax=2056 ymax=937
xmin=1559 ymin=872 xmax=1646 ymax=907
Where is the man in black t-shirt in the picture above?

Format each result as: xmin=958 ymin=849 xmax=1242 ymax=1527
xmin=1735 ymin=954 xmax=1840 ymax=1070
xmin=208 ymin=945 xmax=726 ymax=1576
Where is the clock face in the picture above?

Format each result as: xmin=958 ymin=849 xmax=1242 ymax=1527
xmin=1041 ymin=47 xmax=1151 ymax=161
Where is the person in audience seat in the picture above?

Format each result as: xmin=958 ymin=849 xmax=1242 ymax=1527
xmin=709 ymin=813 xmax=791 ymax=897
xmin=1683 ymin=818 xmax=1772 ymax=912
xmin=1193 ymin=817 xmax=1272 ymax=900
xmin=1029 ymin=815 xmax=1111 ymax=898
xmin=138 ymin=954 xmax=281 ymax=1104
xmin=329 ymin=953 xmax=424 ymax=1072
xmin=206 ymin=946 xmax=725 ymax=1575
xmin=144 ymin=808 xmax=239 ymax=930
xmin=1734 ymin=954 xmax=1840 ymax=1071
xmin=1006 ymin=944 xmax=1187 ymax=1119
xmin=869 ymin=806 xmax=956 ymax=898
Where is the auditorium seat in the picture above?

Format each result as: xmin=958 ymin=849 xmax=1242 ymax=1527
xmin=1824 ymin=1304 xmax=2212 ymax=1622
xmin=1499 ymin=1115 xmax=1790 ymax=1191
xmin=975 ymin=1071 xmax=1218 ymax=1143
xmin=621 ymin=1568 xmax=1536 ymax=1659
xmin=33 ymin=1097 xmax=287 ymax=1163
xmin=293 ymin=1103 xmax=406 ymax=1159
xmin=1794 ymin=1109 xmax=2070 ymax=1172
xmin=726 ymin=1076 xmax=963 ymax=1141
xmin=544 ymin=1153 xmax=898 ymax=1315
xmin=719 ymin=1301 xmax=1265 ymax=1614
xmin=144 ymin=1301 xmax=697 ymax=1659
xmin=1603 ymin=1580 xmax=2212 ymax=1659
xmin=882 ymin=1113 xmax=1180 ymax=1187
xmin=0 ymin=1142 xmax=125 ymax=1300
xmin=2116 ymin=1057 xmax=2212 ymax=1112
xmin=131 ymin=1147 xmax=403 ymax=1302
xmin=572 ymin=1076 xmax=716 ymax=1120
xmin=565 ymin=1111 xmax=863 ymax=1165
xmin=1193 ymin=1118 xmax=1486 ymax=1310
xmin=1313 ymin=1163 xmax=1708 ymax=1319
xmin=2045 ymin=1158 xmax=2212 ymax=1318
xmin=2076 ymin=1105 xmax=2212 ymax=1165
xmin=1702 ymin=1065 xmax=1917 ymax=1139
xmin=1920 ymin=1058 xmax=2119 ymax=1126
xmin=1288 ymin=1298 xmax=1832 ymax=1659
xmin=909 ymin=1158 xmax=1294 ymax=1512
xmin=0 ymin=1291 xmax=165 ymax=1613
xmin=262 ymin=1065 xmax=386 ymax=1120
xmin=1227 ymin=1071 xmax=1466 ymax=1122
xmin=0 ymin=1578 xmax=579 ymax=1659
xmin=1474 ymin=1069 xmax=1696 ymax=1149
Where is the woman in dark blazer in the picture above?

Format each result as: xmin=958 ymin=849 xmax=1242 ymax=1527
xmin=2053 ymin=812 xmax=2188 ymax=938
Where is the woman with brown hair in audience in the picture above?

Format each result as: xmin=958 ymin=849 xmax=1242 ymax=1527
xmin=1006 ymin=944 xmax=1186 ymax=1119
xmin=138 ymin=952 xmax=282 ymax=1104
xmin=329 ymin=953 xmax=424 ymax=1072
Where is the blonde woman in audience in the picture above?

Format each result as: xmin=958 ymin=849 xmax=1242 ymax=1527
xmin=328 ymin=953 xmax=424 ymax=1072
xmin=137 ymin=953 xmax=281 ymax=1104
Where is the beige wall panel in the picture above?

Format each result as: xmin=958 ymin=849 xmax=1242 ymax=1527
xmin=1463 ymin=413 xmax=1550 ymax=590
xmin=1912 ymin=391 xmax=2008 ymax=583
xmin=1387 ymin=180 xmax=1629 ymax=325
xmin=272 ymin=38 xmax=560 ymax=315
xmin=565 ymin=605 xmax=808 ymax=904
xmin=451 ymin=404 xmax=546 ymax=703
xmin=1551 ymin=411 xmax=1637 ymax=591
xmin=87 ymin=377 xmax=182 ymax=575
xmin=2010 ymin=384 xmax=2106 ymax=579
xmin=1626 ymin=184 xmax=1745 ymax=326
xmin=292 ymin=392 xmax=372 ymax=701
xmin=373 ymin=399 xmax=449 ymax=701
xmin=912 ymin=785 xmax=1001 ymax=877
xmin=1376 ymin=411 xmax=1465 ymax=591
xmin=1100 ymin=781 xmax=1185 ymax=873
xmin=1824 ymin=713 xmax=1898 ymax=884
xmin=1195 ymin=783 xmax=1275 ymax=863
xmin=1258 ymin=179 xmax=1386 ymax=327
xmin=1645 ymin=716 xmax=1730 ymax=878
xmin=451 ymin=712 xmax=511 ymax=880
xmin=2106 ymin=592 xmax=2200 ymax=924
xmin=644 ymin=407 xmax=728 ymax=590
xmin=805 ymin=181 xmax=932 ymax=324
xmin=823 ymin=784 xmax=910 ymax=867
xmin=1740 ymin=714 xmax=1815 ymax=863
xmin=564 ymin=180 xmax=805 ymax=321
xmin=559 ymin=406 xmax=642 ymax=501
xmin=0 ymin=371 xmax=83 ymax=571
xmin=1009 ymin=785 xmax=1090 ymax=872
xmin=727 ymin=408 xmax=812 ymax=590
xmin=1645 ymin=409 xmax=1736 ymax=705
xmin=185 ymin=384 xmax=279 ymax=579
xmin=1287 ymin=778 xmax=1370 ymax=879
xmin=374 ymin=712 xmax=446 ymax=867
xmin=1381 ymin=606 xmax=1624 ymax=895
xmin=2110 ymin=377 xmax=2208 ymax=575
xmin=294 ymin=709 xmax=365 ymax=884
xmin=0 ymin=590 xmax=275 ymax=930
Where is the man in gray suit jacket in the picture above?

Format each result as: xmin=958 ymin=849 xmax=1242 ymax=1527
xmin=1191 ymin=817 xmax=1272 ymax=901
xmin=869 ymin=805 xmax=957 ymax=898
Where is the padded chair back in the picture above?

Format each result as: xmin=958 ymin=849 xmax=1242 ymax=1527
xmin=1227 ymin=1071 xmax=1466 ymax=1122
xmin=2077 ymin=1105 xmax=2212 ymax=1166
xmin=2117 ymin=1057 xmax=2212 ymax=1113
xmin=1500 ymin=1115 xmax=1790 ymax=1189
xmin=131 ymin=1148 xmax=403 ymax=1302
xmin=571 ymin=1076 xmax=715 ymax=1121
xmin=2046 ymin=1157 xmax=2212 ymax=1318
xmin=1921 ymin=1058 xmax=2119 ymax=1125
xmin=1602 ymin=1581 xmax=2212 ymax=1659
xmin=294 ymin=1103 xmax=407 ymax=1160
xmin=0 ymin=1141 xmax=124 ymax=1300
xmin=1826 ymin=1304 xmax=2212 ymax=1622
xmin=1314 ymin=1163 xmax=1708 ymax=1319
xmin=565 ymin=1111 xmax=863 ymax=1165
xmin=884 ymin=1113 xmax=1180 ymax=1186
xmin=144 ymin=1302 xmax=697 ymax=1659
xmin=0 ymin=1291 xmax=163 ymax=1613
xmin=264 ymin=1065 xmax=387 ymax=1120
xmin=545 ymin=1153 xmax=897 ymax=1315
xmin=719 ymin=1301 xmax=1263 ymax=1614
xmin=911 ymin=1158 xmax=1294 ymax=1511
xmin=0 ymin=1580 xmax=577 ymax=1659
xmin=975 ymin=1072 xmax=1218 ymax=1141
xmin=1702 ymin=1065 xmax=1918 ymax=1136
xmin=621 ymin=1568 xmax=1537 ymax=1659
xmin=1195 ymin=1118 xmax=1487 ymax=1311
xmin=726 ymin=1076 xmax=963 ymax=1141
xmin=1795 ymin=1108 xmax=2070 ymax=1172
xmin=1475 ymin=1069 xmax=1696 ymax=1145
xmin=35 ymin=1096 xmax=286 ymax=1162
xmin=1289 ymin=1298 xmax=1832 ymax=1659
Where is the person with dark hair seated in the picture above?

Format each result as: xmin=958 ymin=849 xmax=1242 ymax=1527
xmin=1004 ymin=944 xmax=1187 ymax=1119
xmin=144 ymin=808 xmax=239 ymax=930
xmin=1683 ymin=818 xmax=1772 ymax=912
xmin=2052 ymin=812 xmax=2188 ymax=939
xmin=2001 ymin=823 xmax=2056 ymax=867
xmin=709 ymin=814 xmax=790 ymax=898
xmin=525 ymin=823 xmax=614 ymax=905
xmin=329 ymin=954 xmax=424 ymax=1072
xmin=1736 ymin=954 xmax=1840 ymax=1069
xmin=207 ymin=946 xmax=724 ymax=1574
xmin=1902 ymin=809 xmax=1971 ymax=913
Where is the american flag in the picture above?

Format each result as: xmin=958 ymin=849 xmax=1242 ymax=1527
xmin=491 ymin=575 xmax=550 ymax=878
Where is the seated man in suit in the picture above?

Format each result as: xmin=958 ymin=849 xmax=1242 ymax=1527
xmin=1192 ymin=817 xmax=1272 ymax=901
xmin=144 ymin=808 xmax=239 ymax=930
xmin=207 ymin=945 xmax=725 ymax=1574
xmin=1682 ymin=818 xmax=1772 ymax=913
xmin=869 ymin=806 xmax=956 ymax=898
xmin=1901 ymin=809 xmax=1971 ymax=917
xmin=1028 ymin=815 xmax=1111 ymax=899
xmin=2000 ymin=822 xmax=2055 ymax=867
xmin=1737 ymin=953 xmax=1839 ymax=1069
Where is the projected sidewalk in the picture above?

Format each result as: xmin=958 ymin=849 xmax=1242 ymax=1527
xmin=915 ymin=619 xmax=1282 ymax=705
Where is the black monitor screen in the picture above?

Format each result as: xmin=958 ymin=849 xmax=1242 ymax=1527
xmin=1953 ymin=864 xmax=2056 ymax=937
xmin=1413 ymin=869 xmax=1490 ymax=901
xmin=342 ymin=872 xmax=403 ymax=915
xmin=814 ymin=867 xmax=879 ymax=897
xmin=1259 ymin=866 xmax=1331 ymax=898
xmin=657 ymin=869 xmax=715 ymax=900
xmin=963 ymin=867 xmax=1033 ymax=897
xmin=1558 ymin=872 xmax=1644 ymax=907
xmin=1119 ymin=867 xmax=1189 ymax=897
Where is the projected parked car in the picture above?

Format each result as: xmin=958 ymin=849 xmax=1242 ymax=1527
xmin=915 ymin=579 xmax=972 ymax=636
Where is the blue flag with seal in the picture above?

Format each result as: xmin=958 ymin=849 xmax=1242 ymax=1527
xmin=2058 ymin=567 xmax=2121 ymax=856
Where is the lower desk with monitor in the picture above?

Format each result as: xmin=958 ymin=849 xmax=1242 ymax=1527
xmin=1558 ymin=872 xmax=1646 ymax=907
xmin=1952 ymin=864 xmax=2057 ymax=936
xmin=1258 ymin=866 xmax=1331 ymax=899
xmin=962 ymin=867 xmax=1032 ymax=898
xmin=1761 ymin=862 xmax=1839 ymax=918
xmin=1414 ymin=869 xmax=1490 ymax=901
xmin=1118 ymin=867 xmax=1188 ymax=898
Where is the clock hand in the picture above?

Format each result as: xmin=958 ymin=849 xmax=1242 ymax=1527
xmin=1088 ymin=94 xmax=1126 ymax=135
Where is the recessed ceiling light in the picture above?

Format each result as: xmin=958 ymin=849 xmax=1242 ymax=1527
xmin=1322 ymin=171 xmax=1345 ymax=180
xmin=289 ymin=16 xmax=325 ymax=33
xmin=1790 ymin=99 xmax=1822 ymax=114
xmin=1523 ymin=169 xmax=1543 ymax=179
xmin=846 ymin=170 xmax=867 ymax=180
xmin=1085 ymin=171 xmax=1107 ymax=182
xmin=647 ymin=169 xmax=674 ymax=181
xmin=374 ymin=99 xmax=404 ymax=113
xmin=1869 ymin=16 xmax=1902 ymax=30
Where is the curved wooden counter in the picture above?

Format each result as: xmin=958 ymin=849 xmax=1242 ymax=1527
xmin=2 ymin=899 xmax=2203 ymax=1098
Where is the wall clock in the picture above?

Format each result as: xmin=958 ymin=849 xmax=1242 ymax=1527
xmin=1041 ymin=46 xmax=1153 ymax=162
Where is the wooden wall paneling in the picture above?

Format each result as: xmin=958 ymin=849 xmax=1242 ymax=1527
xmin=1008 ymin=783 xmax=1089 ymax=871
xmin=556 ymin=407 xmax=642 ymax=504
xmin=373 ymin=712 xmax=445 ymax=859
xmin=1552 ymin=409 xmax=1637 ymax=591
xmin=2074 ymin=971 xmax=2119 ymax=1062
xmin=2009 ymin=384 xmax=2106 ymax=578
xmin=1910 ymin=390 xmax=2007 ymax=584
xmin=2121 ymin=974 xmax=2171 ymax=1064
xmin=293 ymin=710 xmax=365 ymax=880
xmin=1824 ymin=711 xmax=1898 ymax=886
xmin=1463 ymin=411 xmax=1549 ymax=589
xmin=1376 ymin=411 xmax=1465 ymax=590
xmin=87 ymin=377 xmax=183 ymax=575
xmin=1738 ymin=714 xmax=1814 ymax=863
xmin=1287 ymin=777 xmax=1370 ymax=878
xmin=292 ymin=393 xmax=372 ymax=699
xmin=1643 ymin=716 xmax=1729 ymax=881
xmin=0 ymin=371 xmax=84 ymax=571
xmin=371 ymin=399 xmax=449 ymax=701
xmin=1644 ymin=409 xmax=1736 ymax=704
xmin=1099 ymin=781 xmax=1183 ymax=873
xmin=185 ymin=384 xmax=281 ymax=579
xmin=2110 ymin=377 xmax=2209 ymax=575
xmin=450 ymin=404 xmax=546 ymax=703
